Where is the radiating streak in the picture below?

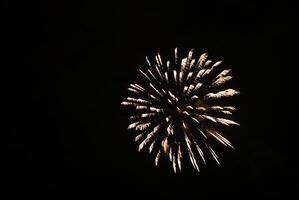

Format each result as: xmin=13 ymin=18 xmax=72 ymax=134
xmin=204 ymin=89 xmax=240 ymax=100
xmin=150 ymin=94 xmax=159 ymax=101
xmin=179 ymin=71 xmax=183 ymax=84
xmin=147 ymin=69 xmax=156 ymax=79
xmin=127 ymin=97 xmax=151 ymax=105
xmin=173 ymin=70 xmax=177 ymax=83
xmin=162 ymin=89 xmax=168 ymax=95
xmin=129 ymin=115 xmax=140 ymax=120
xmin=138 ymin=136 xmax=150 ymax=151
xmin=194 ymin=141 xmax=206 ymax=164
xmin=195 ymin=69 xmax=205 ymax=81
xmin=185 ymin=134 xmax=199 ymax=171
xmin=194 ymin=82 xmax=203 ymax=91
xmin=201 ymin=68 xmax=213 ymax=79
xmin=135 ymin=122 xmax=151 ymax=131
xmin=196 ymin=128 xmax=208 ymax=139
xmin=149 ymin=141 xmax=155 ymax=153
xmin=153 ymin=124 xmax=161 ymax=133
xmin=201 ymin=60 xmax=220 ymax=77
xmin=172 ymin=153 xmax=177 ymax=173
xmin=211 ymin=61 xmax=223 ymax=69
xmin=204 ymin=60 xmax=212 ymax=68
xmin=183 ymin=86 xmax=188 ymax=94
xmin=136 ymin=105 xmax=147 ymax=110
xmin=134 ymin=84 xmax=145 ymax=90
xmin=141 ymin=113 xmax=156 ymax=118
xmin=168 ymin=91 xmax=177 ymax=102
xmin=169 ymin=146 xmax=172 ymax=161
xmin=186 ymin=72 xmax=193 ymax=81
xmin=175 ymin=48 xmax=178 ymax=65
xmin=165 ymin=72 xmax=169 ymax=83
xmin=191 ymin=116 xmax=200 ymax=126
xmin=131 ymin=84 xmax=146 ymax=92
xmin=184 ymin=135 xmax=194 ymax=167
xmin=186 ymin=105 xmax=193 ymax=110
xmin=128 ymin=121 xmax=141 ymax=129
xmin=135 ymin=133 xmax=144 ymax=142
xmin=181 ymin=58 xmax=187 ymax=72
xmin=210 ymin=106 xmax=233 ymax=115
xmin=121 ymin=101 xmax=132 ymax=106
xmin=155 ymin=55 xmax=161 ymax=68
xmin=150 ymin=83 xmax=163 ymax=97
xmin=206 ymin=129 xmax=231 ymax=147
xmin=158 ymin=53 xmax=163 ymax=67
xmin=206 ymin=144 xmax=220 ymax=165
xmin=200 ymin=114 xmax=217 ymax=122
xmin=190 ymin=59 xmax=196 ymax=70
xmin=197 ymin=53 xmax=208 ymax=67
xmin=155 ymin=150 xmax=161 ymax=166
xmin=138 ymin=124 xmax=161 ymax=151
xmin=155 ymin=65 xmax=163 ymax=80
xmin=216 ymin=118 xmax=240 ymax=126
xmin=210 ymin=106 xmax=237 ymax=112
xmin=211 ymin=76 xmax=233 ymax=87
xmin=222 ymin=110 xmax=233 ymax=115
xmin=166 ymin=60 xmax=170 ymax=71
xmin=186 ymin=49 xmax=193 ymax=67
xmin=128 ymin=88 xmax=140 ymax=93
xmin=199 ymin=113 xmax=240 ymax=127
xmin=212 ymin=131 xmax=234 ymax=149
xmin=145 ymin=56 xmax=151 ymax=67
xmin=150 ymin=107 xmax=163 ymax=113
xmin=215 ymin=69 xmax=231 ymax=80
xmin=178 ymin=143 xmax=182 ymax=159
xmin=147 ymin=90 xmax=162 ymax=102
xmin=177 ymin=143 xmax=182 ymax=171
xmin=191 ymin=95 xmax=199 ymax=101
xmin=139 ymin=69 xmax=152 ymax=81
xmin=182 ymin=111 xmax=190 ymax=116
xmin=224 ymin=106 xmax=237 ymax=111
xmin=186 ymin=84 xmax=195 ymax=95
xmin=195 ymin=107 xmax=206 ymax=112
xmin=182 ymin=121 xmax=187 ymax=129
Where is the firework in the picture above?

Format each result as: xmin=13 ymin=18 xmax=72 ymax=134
xmin=121 ymin=48 xmax=240 ymax=172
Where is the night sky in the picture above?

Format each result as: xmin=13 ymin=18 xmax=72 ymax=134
xmin=3 ymin=0 xmax=297 ymax=199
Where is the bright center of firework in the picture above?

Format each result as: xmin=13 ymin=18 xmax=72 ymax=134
xmin=165 ymin=97 xmax=188 ymax=119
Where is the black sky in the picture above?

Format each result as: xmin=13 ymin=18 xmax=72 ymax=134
xmin=3 ymin=0 xmax=298 ymax=199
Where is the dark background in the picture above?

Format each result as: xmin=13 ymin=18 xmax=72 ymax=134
xmin=3 ymin=0 xmax=297 ymax=199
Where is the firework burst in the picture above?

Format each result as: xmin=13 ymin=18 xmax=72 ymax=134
xmin=121 ymin=48 xmax=240 ymax=172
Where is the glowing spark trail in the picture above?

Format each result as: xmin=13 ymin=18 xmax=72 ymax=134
xmin=121 ymin=48 xmax=240 ymax=172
